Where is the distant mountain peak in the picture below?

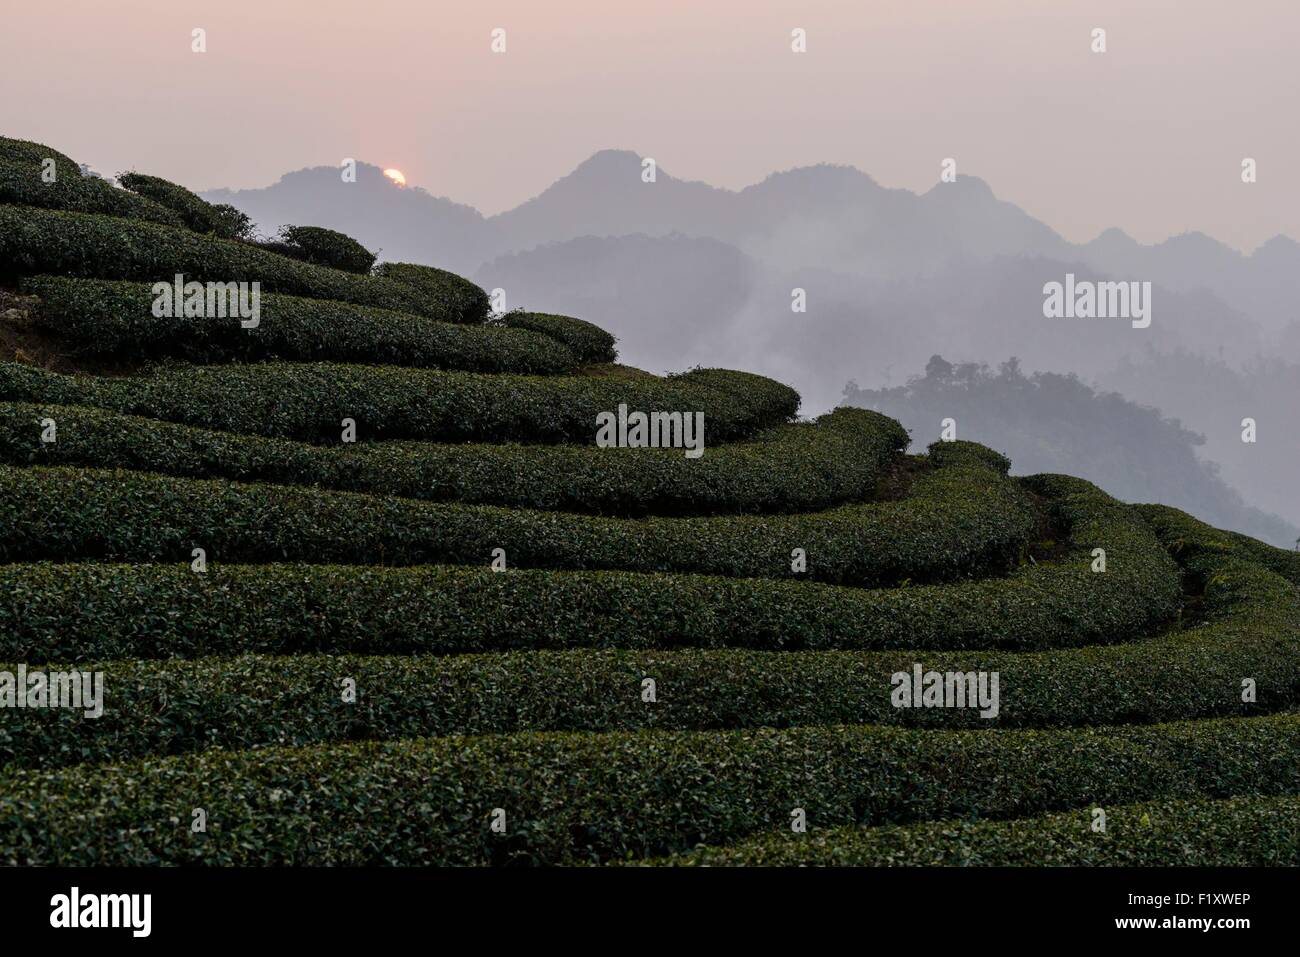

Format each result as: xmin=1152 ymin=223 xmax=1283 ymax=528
xmin=754 ymin=164 xmax=883 ymax=200
xmin=923 ymin=174 xmax=996 ymax=201
xmin=1095 ymin=226 xmax=1135 ymax=242
xmin=576 ymin=148 xmax=644 ymax=168
xmin=202 ymin=161 xmax=389 ymax=198
xmin=1086 ymin=226 xmax=1140 ymax=250
xmin=562 ymin=148 xmax=684 ymax=185
xmin=1161 ymin=230 xmax=1239 ymax=258
xmin=508 ymin=149 xmax=709 ymax=209
xmin=758 ymin=163 xmax=877 ymax=185
xmin=1252 ymin=234 xmax=1300 ymax=257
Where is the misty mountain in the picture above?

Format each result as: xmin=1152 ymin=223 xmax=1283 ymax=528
xmin=204 ymin=163 xmax=499 ymax=276
xmin=475 ymin=233 xmax=756 ymax=375
xmin=204 ymin=152 xmax=1300 ymax=336
xmin=1080 ymin=230 xmax=1300 ymax=335
xmin=489 ymin=150 xmax=739 ymax=255
xmin=476 ymin=230 xmax=1261 ymax=414
xmin=1097 ymin=350 xmax=1300 ymax=539
xmin=845 ymin=357 xmax=1298 ymax=549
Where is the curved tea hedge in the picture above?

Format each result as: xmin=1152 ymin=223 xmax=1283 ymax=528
xmin=1140 ymin=502 xmax=1300 ymax=588
xmin=649 ymin=796 xmax=1300 ymax=866
xmin=499 ymin=311 xmax=618 ymax=364
xmin=1 ymin=546 xmax=1287 ymax=768
xmin=271 ymin=225 xmax=376 ymax=274
xmin=1 ymin=713 xmax=1298 ymax=865
xmin=2 ymin=503 xmax=1283 ymax=769
xmin=0 ymin=205 xmax=476 ymax=321
xmin=0 ymin=361 xmax=801 ymax=445
xmin=0 ymin=159 xmax=184 ymax=226
xmin=23 ymin=278 xmax=578 ymax=373
xmin=0 ymin=403 xmax=902 ymax=514
xmin=374 ymin=261 xmax=491 ymax=324
xmin=0 ymin=552 xmax=1174 ymax=664
xmin=116 ymin=171 xmax=250 ymax=238
xmin=0 ymin=455 xmax=1033 ymax=586
xmin=0 ymin=137 xmax=83 ymax=179
xmin=0 ymin=467 xmax=1180 ymax=665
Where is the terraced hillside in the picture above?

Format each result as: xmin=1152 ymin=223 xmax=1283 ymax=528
xmin=1 ymin=136 xmax=1297 ymax=866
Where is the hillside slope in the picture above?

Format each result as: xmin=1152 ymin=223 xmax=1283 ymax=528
xmin=1 ymin=137 xmax=1297 ymax=866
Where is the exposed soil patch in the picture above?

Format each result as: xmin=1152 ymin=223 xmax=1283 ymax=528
xmin=1016 ymin=485 xmax=1072 ymax=564
xmin=0 ymin=285 xmax=147 ymax=376
xmin=1172 ymin=567 xmax=1211 ymax=629
xmin=874 ymin=453 xmax=927 ymax=503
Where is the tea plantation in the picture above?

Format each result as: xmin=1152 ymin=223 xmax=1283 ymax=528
xmin=0 ymin=137 xmax=1296 ymax=865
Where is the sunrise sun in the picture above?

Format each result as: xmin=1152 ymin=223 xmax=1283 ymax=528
xmin=382 ymin=168 xmax=406 ymax=186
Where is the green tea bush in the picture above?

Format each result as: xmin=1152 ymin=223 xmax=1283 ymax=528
xmin=0 ymin=137 xmax=82 ymax=179
xmin=0 ymin=361 xmax=801 ymax=444
xmin=499 ymin=311 xmax=618 ymax=364
xmin=116 ymin=171 xmax=251 ymax=239
xmin=3 ymin=548 xmax=1283 ymax=766
xmin=272 ymin=225 xmax=376 ymax=274
xmin=0 ymin=205 xmax=463 ymax=320
xmin=23 ymin=278 xmax=577 ymax=373
xmin=209 ymin=204 xmax=255 ymax=242
xmin=1139 ymin=503 xmax=1300 ymax=588
xmin=0 ymin=456 xmax=1032 ymax=585
xmin=0 ymin=403 xmax=900 ymax=514
xmin=6 ymin=497 xmax=1280 ymax=768
xmin=0 ymin=160 xmax=183 ymax=225
xmin=375 ymin=261 xmax=491 ymax=324
xmin=0 ymin=549 xmax=1173 ymax=664
xmin=649 ymin=796 xmax=1300 ymax=866
xmin=0 ymin=713 xmax=1296 ymax=864
xmin=927 ymin=439 xmax=1012 ymax=474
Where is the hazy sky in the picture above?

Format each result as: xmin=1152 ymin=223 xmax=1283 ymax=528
xmin=3 ymin=0 xmax=1295 ymax=250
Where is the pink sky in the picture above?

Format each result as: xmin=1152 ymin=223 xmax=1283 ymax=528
xmin=2 ymin=0 xmax=1295 ymax=250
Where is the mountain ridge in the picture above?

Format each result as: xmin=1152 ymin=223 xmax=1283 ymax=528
xmin=201 ymin=151 xmax=1300 ymax=337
